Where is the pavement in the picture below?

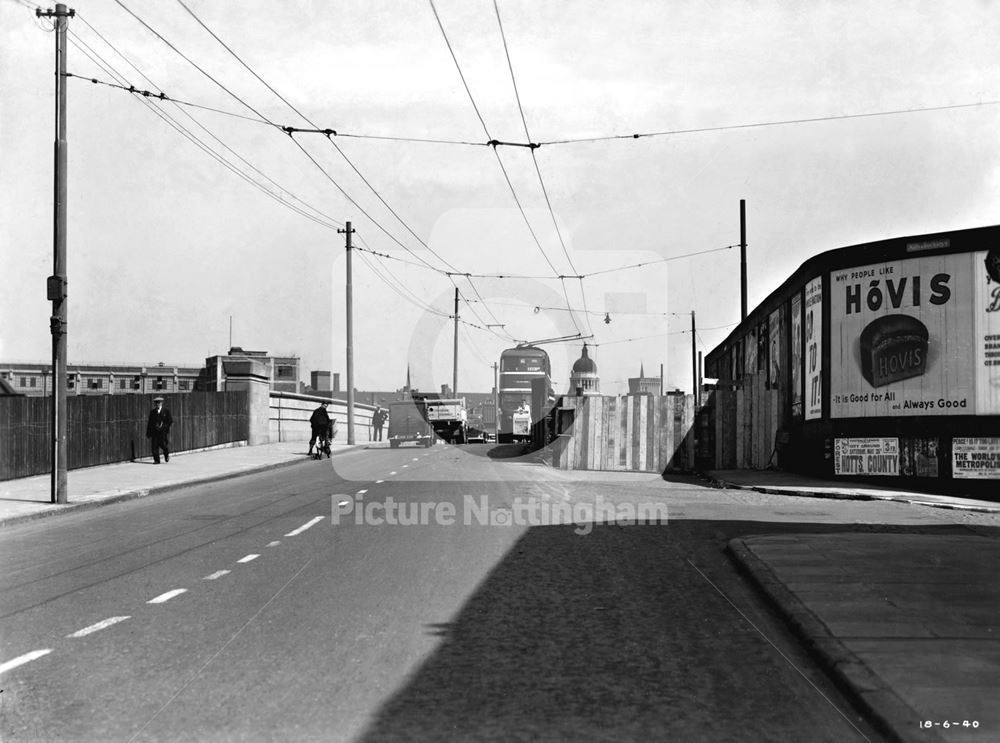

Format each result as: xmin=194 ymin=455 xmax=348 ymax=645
xmin=709 ymin=468 xmax=1000 ymax=743
xmin=0 ymin=440 xmax=364 ymax=528
xmin=1 ymin=448 xmax=997 ymax=742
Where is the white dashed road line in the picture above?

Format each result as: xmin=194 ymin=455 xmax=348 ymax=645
xmin=375 ymin=480 xmax=384 ymax=484
xmin=402 ymin=465 xmax=408 ymax=468
xmin=357 ymin=489 xmax=368 ymax=495
xmin=204 ymin=570 xmax=230 ymax=581
xmin=285 ymin=516 xmax=324 ymax=537
xmin=389 ymin=471 xmax=397 ymax=475
xmin=0 ymin=649 xmax=53 ymax=675
xmin=237 ymin=554 xmax=259 ymax=564
xmin=412 ymin=458 xmax=419 ymax=461
xmin=267 ymin=541 xmax=281 ymax=547
xmin=67 ymin=616 xmax=130 ymax=638
xmin=148 ymin=589 xmax=187 ymax=604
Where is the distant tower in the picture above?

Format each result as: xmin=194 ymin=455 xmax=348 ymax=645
xmin=628 ymin=361 xmax=660 ymax=395
xmin=569 ymin=344 xmax=600 ymax=396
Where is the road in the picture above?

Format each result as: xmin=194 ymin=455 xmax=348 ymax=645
xmin=0 ymin=442 xmax=981 ymax=741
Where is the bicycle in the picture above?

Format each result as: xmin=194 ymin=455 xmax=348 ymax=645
xmin=313 ymin=425 xmax=332 ymax=460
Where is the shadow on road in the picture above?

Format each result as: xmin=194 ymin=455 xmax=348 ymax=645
xmin=484 ymin=443 xmax=534 ymax=459
xmin=357 ymin=517 xmax=987 ymax=741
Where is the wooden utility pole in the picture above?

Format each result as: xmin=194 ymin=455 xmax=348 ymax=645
xmin=691 ymin=311 xmax=698 ymax=407
xmin=492 ymin=362 xmax=499 ymax=437
xmin=38 ymin=3 xmax=74 ymax=504
xmin=339 ymin=222 xmax=356 ymax=444
xmin=740 ymin=199 xmax=747 ymax=322
xmin=452 ymin=287 xmax=459 ymax=397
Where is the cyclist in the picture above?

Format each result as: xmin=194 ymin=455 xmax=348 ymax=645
xmin=309 ymin=401 xmax=332 ymax=456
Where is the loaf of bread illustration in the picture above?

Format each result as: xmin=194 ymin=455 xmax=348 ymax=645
xmin=859 ymin=314 xmax=929 ymax=387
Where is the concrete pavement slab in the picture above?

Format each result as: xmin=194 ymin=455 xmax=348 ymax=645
xmin=729 ymin=533 xmax=1000 ymax=743
xmin=0 ymin=441 xmax=361 ymax=528
xmin=707 ymin=469 xmax=1000 ymax=513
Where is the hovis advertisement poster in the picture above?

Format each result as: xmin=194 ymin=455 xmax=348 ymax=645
xmin=829 ymin=253 xmax=976 ymax=418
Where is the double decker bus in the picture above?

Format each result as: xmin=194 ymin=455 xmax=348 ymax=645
xmin=498 ymin=345 xmax=553 ymax=443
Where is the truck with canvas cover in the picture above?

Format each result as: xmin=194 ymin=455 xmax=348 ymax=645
xmin=387 ymin=400 xmax=434 ymax=448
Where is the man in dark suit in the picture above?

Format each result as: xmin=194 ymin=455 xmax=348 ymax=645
xmin=372 ymin=406 xmax=387 ymax=442
xmin=146 ymin=396 xmax=173 ymax=464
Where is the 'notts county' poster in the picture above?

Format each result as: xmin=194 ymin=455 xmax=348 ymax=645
xmin=829 ymin=253 xmax=975 ymax=418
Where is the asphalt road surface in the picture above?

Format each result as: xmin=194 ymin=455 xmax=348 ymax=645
xmin=1 ymin=442 xmax=973 ymax=741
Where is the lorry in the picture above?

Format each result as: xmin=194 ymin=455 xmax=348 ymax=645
xmin=422 ymin=398 xmax=469 ymax=444
xmin=510 ymin=403 xmax=532 ymax=441
xmin=387 ymin=400 xmax=434 ymax=448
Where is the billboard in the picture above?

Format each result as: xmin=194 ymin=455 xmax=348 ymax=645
xmin=834 ymin=437 xmax=899 ymax=476
xmin=953 ymin=437 xmax=1000 ymax=479
xmin=768 ymin=308 xmax=782 ymax=388
xmin=974 ymin=250 xmax=1000 ymax=414
xmin=744 ymin=326 xmax=757 ymax=376
xmin=804 ymin=278 xmax=823 ymax=420
xmin=791 ymin=292 xmax=802 ymax=416
xmin=829 ymin=253 xmax=980 ymax=418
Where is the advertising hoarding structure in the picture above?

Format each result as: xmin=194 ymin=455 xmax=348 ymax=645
xmin=791 ymin=292 xmax=802 ymax=417
xmin=804 ymin=278 xmax=823 ymax=420
xmin=704 ymin=226 xmax=1000 ymax=485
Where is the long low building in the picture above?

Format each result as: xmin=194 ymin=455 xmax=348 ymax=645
xmin=0 ymin=348 xmax=301 ymax=397
xmin=704 ymin=224 xmax=1000 ymax=489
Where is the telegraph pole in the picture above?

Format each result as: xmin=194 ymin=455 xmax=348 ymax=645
xmin=339 ymin=222 xmax=356 ymax=444
xmin=452 ymin=287 xmax=459 ymax=397
xmin=740 ymin=199 xmax=747 ymax=322
xmin=492 ymin=362 xmax=499 ymax=438
xmin=38 ymin=4 xmax=74 ymax=504
xmin=691 ymin=311 xmax=698 ymax=408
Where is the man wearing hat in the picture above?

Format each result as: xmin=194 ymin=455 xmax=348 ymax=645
xmin=309 ymin=400 xmax=333 ymax=456
xmin=146 ymin=396 xmax=173 ymax=464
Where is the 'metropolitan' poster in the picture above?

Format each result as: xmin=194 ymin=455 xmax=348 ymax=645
xmin=804 ymin=278 xmax=823 ymax=420
xmin=829 ymin=253 xmax=975 ymax=417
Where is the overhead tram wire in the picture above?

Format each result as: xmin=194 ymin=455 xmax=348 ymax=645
xmin=115 ymin=0 xmax=461 ymax=283
xmin=68 ymin=20 xmax=342 ymax=231
xmin=65 ymin=35 xmax=341 ymax=233
xmin=357 ymin=251 xmax=507 ymax=339
xmin=173 ymin=0 xmax=459 ymax=274
xmin=351 ymin=234 xmax=512 ymax=342
xmin=174 ymin=0 xmax=527 ymax=334
xmin=428 ymin=0 xmax=584 ymax=338
xmin=536 ymin=100 xmax=1000 ymax=146
xmin=61 ymin=70 xmax=273 ymax=127
xmin=65 ymin=7 xmax=1000 ymax=151
xmin=493 ymin=0 xmax=594 ymax=339
xmin=113 ymin=0 xmax=277 ymax=127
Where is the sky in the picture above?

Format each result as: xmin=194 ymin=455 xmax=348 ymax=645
xmin=2 ymin=0 xmax=998 ymax=396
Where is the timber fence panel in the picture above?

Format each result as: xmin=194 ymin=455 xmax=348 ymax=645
xmin=0 ymin=391 xmax=249 ymax=480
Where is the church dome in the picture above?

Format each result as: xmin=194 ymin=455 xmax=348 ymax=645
xmin=572 ymin=344 xmax=597 ymax=374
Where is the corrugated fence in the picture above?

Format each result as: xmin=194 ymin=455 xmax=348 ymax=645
xmin=0 ymin=392 xmax=249 ymax=480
